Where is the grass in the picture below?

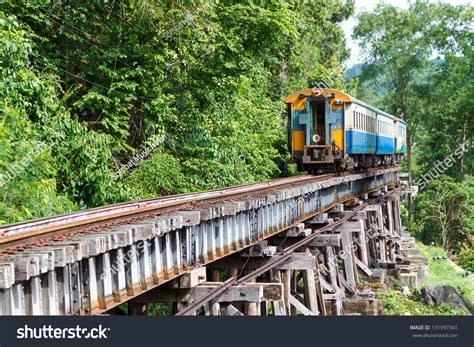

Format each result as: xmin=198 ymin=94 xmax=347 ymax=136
xmin=378 ymin=242 xmax=473 ymax=315
xmin=417 ymin=242 xmax=474 ymax=304
xmin=378 ymin=288 xmax=467 ymax=316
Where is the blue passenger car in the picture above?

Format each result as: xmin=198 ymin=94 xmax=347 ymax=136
xmin=284 ymin=88 xmax=406 ymax=173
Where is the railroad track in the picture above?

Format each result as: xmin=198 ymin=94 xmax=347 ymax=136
xmin=0 ymin=173 xmax=337 ymax=252
xmin=0 ymin=167 xmax=402 ymax=315
xmin=175 ymin=193 xmax=386 ymax=315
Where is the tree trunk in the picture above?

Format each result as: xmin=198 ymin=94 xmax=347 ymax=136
xmin=459 ymin=120 xmax=467 ymax=181
xmin=406 ymin=128 xmax=413 ymax=224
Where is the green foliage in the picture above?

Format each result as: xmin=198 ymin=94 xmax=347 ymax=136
xmin=457 ymin=250 xmax=474 ymax=272
xmin=147 ymin=303 xmax=172 ymax=316
xmin=0 ymin=13 xmax=77 ymax=223
xmin=378 ymin=243 xmax=474 ymax=315
xmin=352 ymin=1 xmax=473 ymax=186
xmin=378 ymin=289 xmax=467 ymax=316
xmin=0 ymin=1 xmax=353 ymax=224
xmin=125 ymin=151 xmax=186 ymax=197
xmin=411 ymin=175 xmax=472 ymax=253
xmin=417 ymin=242 xmax=474 ymax=304
xmin=351 ymin=1 xmax=473 ymax=255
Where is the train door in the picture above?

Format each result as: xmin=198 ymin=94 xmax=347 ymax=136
xmin=327 ymin=101 xmax=344 ymax=154
xmin=310 ymin=99 xmax=327 ymax=145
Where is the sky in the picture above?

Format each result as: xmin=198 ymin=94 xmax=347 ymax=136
xmin=342 ymin=0 xmax=472 ymax=67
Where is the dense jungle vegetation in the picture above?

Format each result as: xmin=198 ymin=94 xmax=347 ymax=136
xmin=0 ymin=0 xmax=352 ymax=223
xmin=0 ymin=0 xmax=472 ymax=267
xmin=350 ymin=1 xmax=473 ymax=260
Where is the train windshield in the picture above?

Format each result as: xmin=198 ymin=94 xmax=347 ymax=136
xmin=311 ymin=99 xmax=326 ymax=145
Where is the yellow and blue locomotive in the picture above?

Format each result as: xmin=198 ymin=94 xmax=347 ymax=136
xmin=284 ymin=88 xmax=406 ymax=173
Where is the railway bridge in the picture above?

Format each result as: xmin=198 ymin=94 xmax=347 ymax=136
xmin=0 ymin=167 xmax=425 ymax=316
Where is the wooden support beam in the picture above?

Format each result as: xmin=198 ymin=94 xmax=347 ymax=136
xmin=211 ymin=269 xmax=220 ymax=282
xmin=323 ymin=246 xmax=339 ymax=301
xmin=356 ymin=220 xmax=369 ymax=267
xmin=339 ymin=230 xmax=357 ymax=289
xmin=302 ymin=270 xmax=319 ymax=315
xmin=319 ymin=276 xmax=336 ymax=293
xmin=309 ymin=213 xmax=332 ymax=224
xmin=314 ymin=259 xmax=327 ymax=315
xmin=128 ymin=302 xmax=148 ymax=316
xmin=335 ymin=222 xmax=361 ymax=232
xmin=386 ymin=201 xmax=394 ymax=235
xmin=332 ymin=290 xmax=344 ymax=316
xmin=288 ymin=294 xmax=315 ymax=316
xmin=244 ymin=302 xmax=260 ymax=316
xmin=392 ymin=198 xmax=402 ymax=235
xmin=284 ymin=224 xmax=311 ymax=237
xmin=179 ymin=267 xmax=206 ymax=288
xmin=211 ymin=301 xmax=220 ymax=316
xmin=282 ymin=270 xmax=291 ymax=315
xmin=272 ymin=300 xmax=286 ymax=316
xmin=212 ymin=253 xmax=315 ymax=271
xmin=307 ymin=234 xmax=340 ymax=247
xmin=338 ymin=272 xmax=355 ymax=294
xmin=355 ymin=257 xmax=374 ymax=276
xmin=187 ymin=282 xmax=283 ymax=304
xmin=131 ymin=282 xmax=282 ymax=304
xmin=271 ymin=270 xmax=286 ymax=316
xmin=226 ymin=304 xmax=244 ymax=316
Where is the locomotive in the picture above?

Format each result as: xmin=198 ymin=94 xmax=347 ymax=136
xmin=284 ymin=88 xmax=407 ymax=173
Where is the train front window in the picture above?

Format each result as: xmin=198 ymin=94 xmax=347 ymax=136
xmin=311 ymin=100 xmax=326 ymax=144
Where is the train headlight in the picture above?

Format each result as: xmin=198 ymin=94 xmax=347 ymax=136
xmin=312 ymin=134 xmax=321 ymax=143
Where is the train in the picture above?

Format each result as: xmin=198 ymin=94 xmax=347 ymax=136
xmin=284 ymin=88 xmax=407 ymax=173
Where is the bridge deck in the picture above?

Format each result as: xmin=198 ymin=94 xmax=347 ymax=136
xmin=0 ymin=167 xmax=417 ymax=316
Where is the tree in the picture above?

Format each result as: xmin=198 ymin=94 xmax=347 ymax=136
xmin=0 ymin=1 xmax=354 ymax=224
xmin=353 ymin=0 xmax=473 ymax=221
xmin=412 ymin=175 xmax=472 ymax=254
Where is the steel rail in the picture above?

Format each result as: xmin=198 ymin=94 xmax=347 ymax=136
xmin=174 ymin=192 xmax=393 ymax=315
xmin=0 ymin=174 xmax=336 ymax=246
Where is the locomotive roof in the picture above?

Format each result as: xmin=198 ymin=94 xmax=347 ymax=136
xmin=284 ymin=88 xmax=406 ymax=125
